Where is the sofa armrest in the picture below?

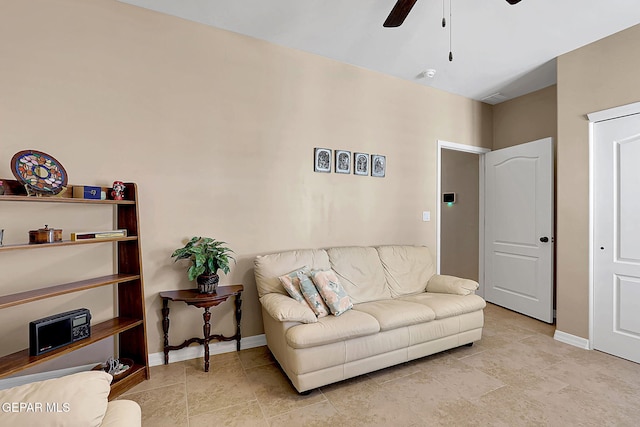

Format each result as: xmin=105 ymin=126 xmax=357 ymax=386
xmin=0 ymin=371 xmax=112 ymax=427
xmin=102 ymin=400 xmax=141 ymax=427
xmin=426 ymin=274 xmax=479 ymax=296
xmin=260 ymin=293 xmax=318 ymax=324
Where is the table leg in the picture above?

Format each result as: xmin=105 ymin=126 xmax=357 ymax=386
xmin=235 ymin=293 xmax=242 ymax=351
xmin=162 ymin=299 xmax=170 ymax=365
xmin=203 ymin=307 xmax=211 ymax=372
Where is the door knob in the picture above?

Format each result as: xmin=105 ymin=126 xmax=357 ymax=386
xmin=540 ymin=237 xmax=549 ymax=243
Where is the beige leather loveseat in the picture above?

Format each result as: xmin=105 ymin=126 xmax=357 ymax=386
xmin=0 ymin=371 xmax=141 ymax=426
xmin=254 ymin=245 xmax=486 ymax=393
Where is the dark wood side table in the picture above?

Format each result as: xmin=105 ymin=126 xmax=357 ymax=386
xmin=159 ymin=285 xmax=243 ymax=372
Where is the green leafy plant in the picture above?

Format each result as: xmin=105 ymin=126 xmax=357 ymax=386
xmin=171 ymin=237 xmax=235 ymax=281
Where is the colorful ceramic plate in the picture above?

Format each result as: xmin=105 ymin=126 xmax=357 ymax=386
xmin=11 ymin=150 xmax=68 ymax=194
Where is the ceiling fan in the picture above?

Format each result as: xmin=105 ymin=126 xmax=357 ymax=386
xmin=383 ymin=0 xmax=522 ymax=27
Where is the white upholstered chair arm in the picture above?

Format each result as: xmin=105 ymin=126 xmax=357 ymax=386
xmin=426 ymin=274 xmax=479 ymax=295
xmin=102 ymin=400 xmax=141 ymax=427
xmin=259 ymin=293 xmax=318 ymax=324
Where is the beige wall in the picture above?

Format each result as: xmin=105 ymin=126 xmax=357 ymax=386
xmin=493 ymin=85 xmax=557 ymax=150
xmin=440 ymin=150 xmax=479 ymax=281
xmin=556 ymin=23 xmax=640 ymax=338
xmin=0 ymin=0 xmax=492 ymax=364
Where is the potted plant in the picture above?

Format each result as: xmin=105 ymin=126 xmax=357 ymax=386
xmin=171 ymin=237 xmax=235 ymax=294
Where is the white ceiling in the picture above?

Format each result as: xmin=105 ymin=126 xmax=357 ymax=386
xmin=119 ymin=0 xmax=640 ymax=103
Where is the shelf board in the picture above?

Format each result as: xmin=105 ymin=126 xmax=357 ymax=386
xmin=0 ymin=195 xmax=135 ymax=205
xmin=0 ymin=274 xmax=141 ymax=309
xmin=0 ymin=317 xmax=144 ymax=378
xmin=0 ymin=236 xmax=138 ymax=252
xmin=108 ymin=364 xmax=149 ymax=400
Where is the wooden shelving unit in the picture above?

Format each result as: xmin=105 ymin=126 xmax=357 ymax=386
xmin=0 ymin=182 xmax=149 ymax=399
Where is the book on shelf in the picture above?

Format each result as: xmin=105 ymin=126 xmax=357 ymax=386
xmin=70 ymin=229 xmax=128 ymax=241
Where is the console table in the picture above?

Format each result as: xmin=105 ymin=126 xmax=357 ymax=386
xmin=159 ymin=285 xmax=243 ymax=372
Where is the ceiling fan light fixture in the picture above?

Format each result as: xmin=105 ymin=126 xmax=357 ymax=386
xmin=383 ymin=0 xmax=523 ymax=63
xmin=383 ymin=0 xmax=418 ymax=27
xmin=384 ymin=0 xmax=523 ymax=27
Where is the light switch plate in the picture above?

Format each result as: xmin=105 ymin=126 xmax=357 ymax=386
xmin=422 ymin=211 xmax=430 ymax=222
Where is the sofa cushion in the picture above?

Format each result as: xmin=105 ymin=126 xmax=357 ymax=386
xmin=311 ymin=269 xmax=353 ymax=316
xmin=254 ymin=249 xmax=331 ymax=298
xmin=278 ymin=266 xmax=313 ymax=309
xmin=327 ymin=246 xmax=391 ymax=303
xmin=0 ymin=371 xmax=112 ymax=427
xmin=102 ymin=400 xmax=142 ymax=427
xmin=400 ymin=293 xmax=486 ymax=319
xmin=285 ymin=309 xmax=380 ymax=349
xmin=353 ymin=300 xmax=436 ymax=331
xmin=298 ymin=271 xmax=330 ymax=318
xmin=376 ymin=245 xmax=435 ymax=297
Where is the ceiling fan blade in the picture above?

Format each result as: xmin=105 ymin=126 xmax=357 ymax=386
xmin=505 ymin=0 xmax=522 ymax=4
xmin=383 ymin=0 xmax=418 ymax=27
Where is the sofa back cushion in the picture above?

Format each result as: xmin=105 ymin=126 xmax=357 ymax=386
xmin=254 ymin=249 xmax=330 ymax=298
xmin=376 ymin=245 xmax=435 ymax=297
xmin=327 ymin=246 xmax=391 ymax=303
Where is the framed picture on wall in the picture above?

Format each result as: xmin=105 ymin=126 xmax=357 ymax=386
xmin=354 ymin=152 xmax=369 ymax=176
xmin=371 ymin=154 xmax=386 ymax=177
xmin=335 ymin=150 xmax=351 ymax=174
xmin=314 ymin=148 xmax=332 ymax=173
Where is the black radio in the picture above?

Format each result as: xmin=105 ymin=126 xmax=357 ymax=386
xmin=29 ymin=308 xmax=91 ymax=356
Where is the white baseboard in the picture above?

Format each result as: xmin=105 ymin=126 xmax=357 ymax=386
xmin=148 ymin=334 xmax=267 ymax=367
xmin=554 ymin=330 xmax=590 ymax=350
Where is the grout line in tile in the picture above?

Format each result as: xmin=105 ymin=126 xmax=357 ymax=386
xmin=122 ymin=378 xmax=187 ymax=397
xmin=184 ymin=367 xmax=190 ymax=427
xmin=322 ymin=392 xmax=342 ymax=421
xmin=450 ymin=347 xmax=490 ymax=360
xmin=236 ymin=355 xmax=272 ymax=426
xmin=254 ymin=389 xmax=271 ymax=426
xmin=466 ymin=383 xmax=509 ymax=406
xmin=264 ymin=396 xmax=327 ymax=424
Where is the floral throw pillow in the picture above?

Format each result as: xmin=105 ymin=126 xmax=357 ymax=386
xmin=297 ymin=271 xmax=330 ymax=318
xmin=278 ymin=267 xmax=313 ymax=310
xmin=311 ymin=269 xmax=353 ymax=316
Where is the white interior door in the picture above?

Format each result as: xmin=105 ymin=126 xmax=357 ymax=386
xmin=484 ymin=138 xmax=554 ymax=323
xmin=593 ymin=113 xmax=640 ymax=363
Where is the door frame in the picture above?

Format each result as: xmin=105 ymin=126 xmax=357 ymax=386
xmin=587 ymin=100 xmax=640 ymax=350
xmin=437 ymin=140 xmax=491 ymax=297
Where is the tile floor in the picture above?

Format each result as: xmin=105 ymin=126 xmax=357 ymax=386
xmin=120 ymin=303 xmax=640 ymax=426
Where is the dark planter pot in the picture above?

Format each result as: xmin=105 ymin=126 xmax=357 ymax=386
xmin=197 ymin=273 xmax=219 ymax=294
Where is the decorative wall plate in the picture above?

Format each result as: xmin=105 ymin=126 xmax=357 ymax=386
xmin=11 ymin=150 xmax=68 ymax=195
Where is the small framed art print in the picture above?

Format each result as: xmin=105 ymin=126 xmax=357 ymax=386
xmin=314 ymin=148 xmax=332 ymax=173
xmin=354 ymin=152 xmax=369 ymax=176
xmin=335 ymin=150 xmax=351 ymax=174
xmin=371 ymin=154 xmax=386 ymax=177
